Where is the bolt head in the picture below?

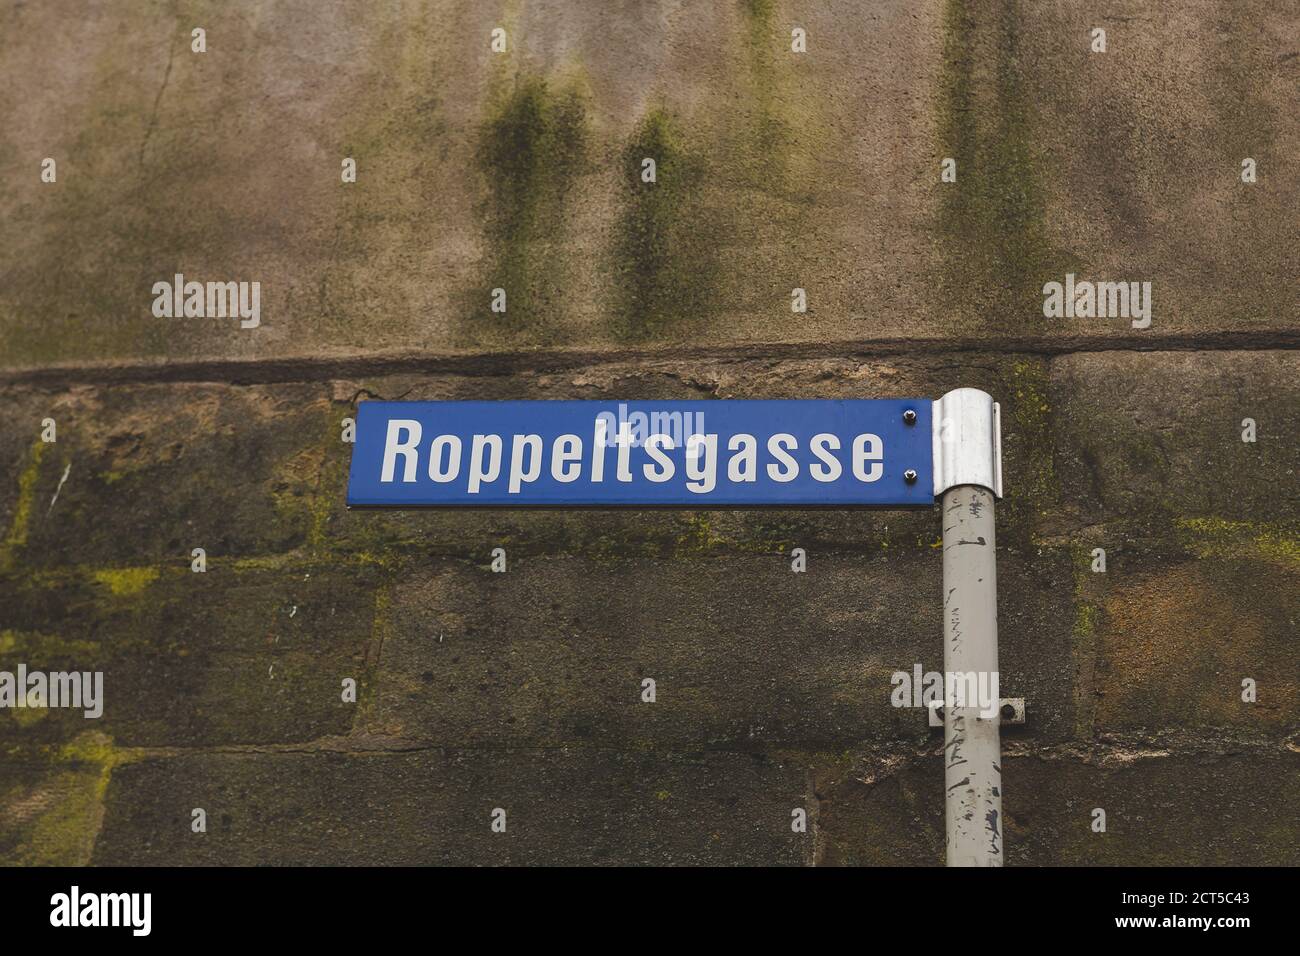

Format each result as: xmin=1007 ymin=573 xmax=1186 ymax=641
xmin=902 ymin=409 xmax=917 ymax=425
xmin=903 ymin=469 xmax=918 ymax=484
xmin=1000 ymin=703 xmax=1016 ymax=720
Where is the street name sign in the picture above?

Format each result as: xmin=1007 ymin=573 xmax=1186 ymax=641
xmin=346 ymin=399 xmax=934 ymax=508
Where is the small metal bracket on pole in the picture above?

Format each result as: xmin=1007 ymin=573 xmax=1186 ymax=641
xmin=933 ymin=388 xmax=1005 ymax=867
xmin=928 ymin=698 xmax=1024 ymax=728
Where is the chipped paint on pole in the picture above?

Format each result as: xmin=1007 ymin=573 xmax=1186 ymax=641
xmin=934 ymin=388 xmax=1003 ymax=866
xmin=942 ymin=485 xmax=1002 ymax=866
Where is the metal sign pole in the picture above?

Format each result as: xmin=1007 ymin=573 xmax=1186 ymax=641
xmin=933 ymin=389 xmax=1005 ymax=866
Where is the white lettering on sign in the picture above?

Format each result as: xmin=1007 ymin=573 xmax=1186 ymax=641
xmin=378 ymin=416 xmax=885 ymax=495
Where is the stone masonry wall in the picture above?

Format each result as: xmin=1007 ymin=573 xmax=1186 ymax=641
xmin=1 ymin=0 xmax=1296 ymax=865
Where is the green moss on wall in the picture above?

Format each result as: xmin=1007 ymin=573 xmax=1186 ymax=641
xmin=314 ymin=4 xmax=452 ymax=348
xmin=1 ymin=440 xmax=46 ymax=573
xmin=0 ymin=628 xmax=103 ymax=667
xmin=999 ymin=360 xmax=1057 ymax=546
xmin=738 ymin=0 xmax=794 ymax=166
xmin=1174 ymin=517 xmax=1300 ymax=569
xmin=462 ymin=74 xmax=590 ymax=345
xmin=353 ymin=584 xmax=392 ymax=735
xmin=934 ymin=0 xmax=1078 ymax=329
xmin=91 ymin=566 xmax=160 ymax=597
xmin=1 ymin=732 xmax=140 ymax=865
xmin=612 ymin=108 xmax=720 ymax=339
xmin=1069 ymin=545 xmax=1105 ymax=740
xmin=0 ymin=11 xmax=250 ymax=365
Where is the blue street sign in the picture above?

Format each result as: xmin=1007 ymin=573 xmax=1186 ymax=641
xmin=346 ymin=400 xmax=933 ymax=507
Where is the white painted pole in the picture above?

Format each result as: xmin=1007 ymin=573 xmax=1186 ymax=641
xmin=941 ymin=484 xmax=1002 ymax=866
xmin=932 ymin=388 xmax=1004 ymax=866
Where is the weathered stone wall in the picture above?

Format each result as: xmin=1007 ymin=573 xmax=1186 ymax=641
xmin=1 ymin=1 xmax=1296 ymax=865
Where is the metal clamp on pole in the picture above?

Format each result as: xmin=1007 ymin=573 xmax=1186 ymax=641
xmin=933 ymin=388 xmax=1004 ymax=867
